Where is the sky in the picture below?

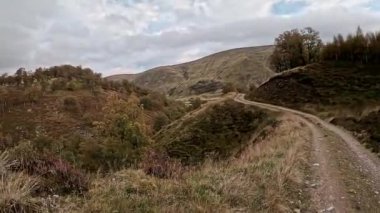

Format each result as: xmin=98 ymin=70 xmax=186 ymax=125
xmin=1 ymin=0 xmax=380 ymax=76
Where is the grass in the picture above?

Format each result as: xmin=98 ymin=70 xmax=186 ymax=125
xmin=68 ymin=115 xmax=311 ymax=213
xmin=0 ymin=152 xmax=42 ymax=213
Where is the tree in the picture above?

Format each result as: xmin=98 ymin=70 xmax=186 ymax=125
xmin=271 ymin=27 xmax=322 ymax=72
xmin=0 ymin=74 xmax=7 ymax=85
xmin=222 ymin=82 xmax=236 ymax=94
xmin=15 ymin=68 xmax=25 ymax=86
xmin=301 ymin=27 xmax=323 ymax=63
xmin=322 ymin=27 xmax=380 ymax=64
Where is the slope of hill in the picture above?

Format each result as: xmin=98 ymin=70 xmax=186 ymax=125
xmin=249 ymin=63 xmax=380 ymax=112
xmin=2 ymin=66 xmax=307 ymax=212
xmin=107 ymin=46 xmax=275 ymax=97
xmin=105 ymin=73 xmax=137 ymax=82
xmin=0 ymin=65 xmax=188 ymax=173
xmin=248 ymin=62 xmax=380 ymax=153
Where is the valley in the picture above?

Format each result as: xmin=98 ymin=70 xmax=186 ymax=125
xmin=1 ymin=26 xmax=380 ymax=212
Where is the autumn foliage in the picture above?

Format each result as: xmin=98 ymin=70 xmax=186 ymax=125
xmin=322 ymin=27 xmax=380 ymax=64
xmin=271 ymin=27 xmax=322 ymax=72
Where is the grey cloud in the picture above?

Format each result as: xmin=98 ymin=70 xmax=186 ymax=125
xmin=0 ymin=0 xmax=379 ymax=75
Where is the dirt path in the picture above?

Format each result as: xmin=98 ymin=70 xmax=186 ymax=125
xmin=234 ymin=94 xmax=380 ymax=212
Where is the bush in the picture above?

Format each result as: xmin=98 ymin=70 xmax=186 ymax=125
xmin=63 ymin=96 xmax=80 ymax=113
xmin=153 ymin=114 xmax=170 ymax=132
xmin=66 ymin=80 xmax=81 ymax=91
xmin=24 ymin=86 xmax=43 ymax=103
xmin=222 ymin=83 xmax=236 ymax=94
xmin=8 ymin=142 xmax=88 ymax=195
xmin=79 ymin=115 xmax=149 ymax=171
xmin=140 ymin=96 xmax=162 ymax=111
xmin=51 ymin=78 xmax=67 ymax=91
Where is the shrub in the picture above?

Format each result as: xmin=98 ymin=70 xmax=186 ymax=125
xmin=33 ymin=136 xmax=54 ymax=153
xmin=153 ymin=114 xmax=170 ymax=132
xmin=51 ymin=78 xmax=67 ymax=91
xmin=8 ymin=142 xmax=88 ymax=195
xmin=63 ymin=96 xmax=80 ymax=113
xmin=24 ymin=86 xmax=43 ymax=103
xmin=222 ymin=83 xmax=236 ymax=94
xmin=79 ymin=115 xmax=149 ymax=171
xmin=140 ymin=96 xmax=162 ymax=111
xmin=66 ymin=80 xmax=81 ymax=91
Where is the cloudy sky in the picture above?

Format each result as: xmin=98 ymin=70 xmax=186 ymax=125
xmin=1 ymin=0 xmax=380 ymax=76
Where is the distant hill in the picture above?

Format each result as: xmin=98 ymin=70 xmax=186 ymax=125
xmin=106 ymin=46 xmax=275 ymax=97
xmin=105 ymin=74 xmax=137 ymax=82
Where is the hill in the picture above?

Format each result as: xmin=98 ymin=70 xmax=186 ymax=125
xmin=1 ymin=66 xmax=310 ymax=212
xmin=106 ymin=46 xmax=275 ymax=97
xmin=0 ymin=65 xmax=188 ymax=173
xmin=105 ymin=73 xmax=137 ymax=82
xmin=249 ymin=63 xmax=380 ymax=112
xmin=248 ymin=62 xmax=380 ymax=153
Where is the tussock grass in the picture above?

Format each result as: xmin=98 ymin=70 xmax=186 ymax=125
xmin=76 ymin=115 xmax=311 ymax=212
xmin=0 ymin=152 xmax=41 ymax=213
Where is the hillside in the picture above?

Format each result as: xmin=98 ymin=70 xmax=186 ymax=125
xmin=1 ymin=65 xmax=302 ymax=212
xmin=107 ymin=46 xmax=275 ymax=97
xmin=0 ymin=66 xmax=188 ymax=173
xmin=105 ymin=73 xmax=137 ymax=82
xmin=1 ymin=66 xmax=306 ymax=212
xmin=248 ymin=62 xmax=380 ymax=153
xmin=249 ymin=63 xmax=380 ymax=112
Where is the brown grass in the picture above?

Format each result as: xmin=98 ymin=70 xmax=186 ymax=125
xmin=70 ymin=115 xmax=311 ymax=213
xmin=0 ymin=152 xmax=42 ymax=213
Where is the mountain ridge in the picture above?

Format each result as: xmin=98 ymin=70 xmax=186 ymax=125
xmin=106 ymin=45 xmax=275 ymax=96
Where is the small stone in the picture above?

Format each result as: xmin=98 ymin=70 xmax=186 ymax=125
xmin=375 ymin=191 xmax=379 ymax=195
xmin=313 ymin=163 xmax=320 ymax=167
xmin=294 ymin=209 xmax=301 ymax=213
xmin=326 ymin=206 xmax=335 ymax=212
